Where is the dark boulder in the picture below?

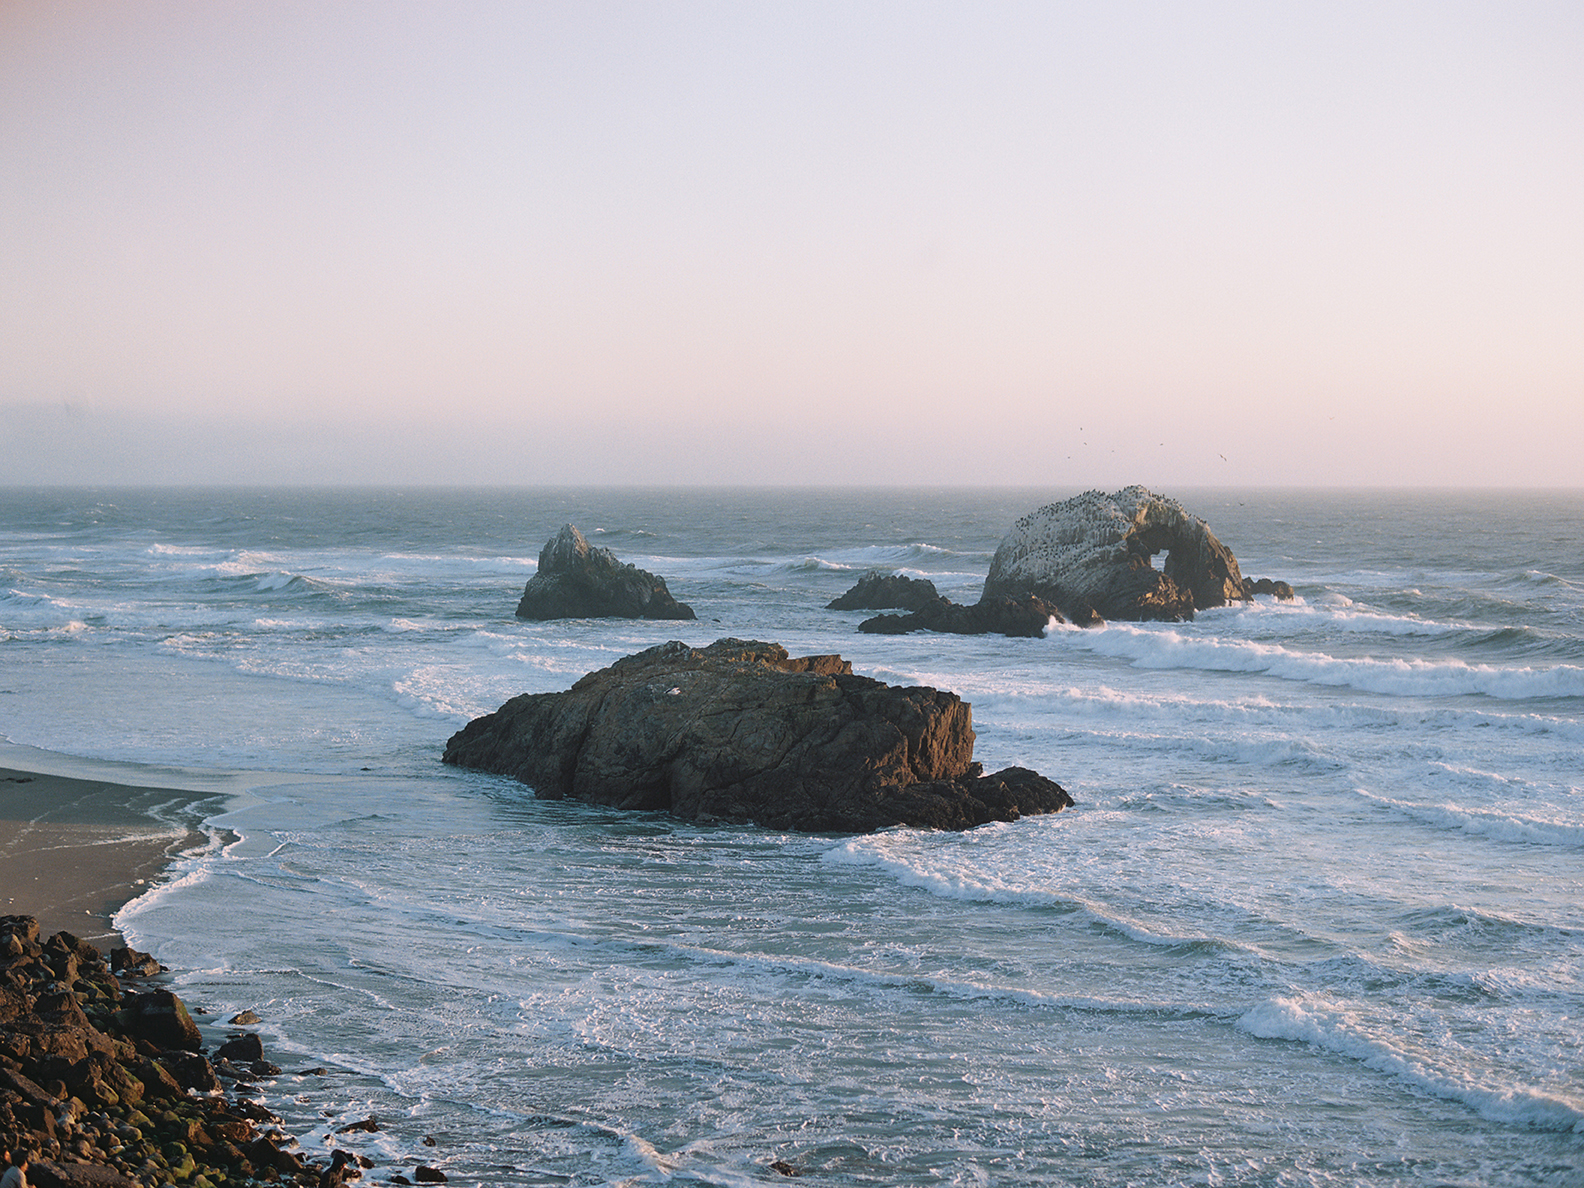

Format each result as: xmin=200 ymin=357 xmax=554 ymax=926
xmin=28 ymin=1162 xmax=137 ymax=1188
xmin=1242 ymin=576 xmax=1295 ymax=600
xmin=158 ymin=1049 xmax=219 ymax=1091
xmin=515 ymin=524 xmax=695 ymax=621
xmin=443 ymin=638 xmax=1072 ymax=832
xmin=982 ymin=486 xmax=1261 ymax=622
xmin=108 ymin=945 xmax=162 ymax=978
xmin=124 ymin=988 xmax=202 ymax=1052
xmin=215 ymin=1032 xmax=264 ymax=1063
xmin=827 ymin=571 xmax=941 ymax=612
xmin=859 ymin=594 xmax=1065 ymax=638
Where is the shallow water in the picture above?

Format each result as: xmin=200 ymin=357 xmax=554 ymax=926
xmin=2 ymin=485 xmax=1581 ymax=1185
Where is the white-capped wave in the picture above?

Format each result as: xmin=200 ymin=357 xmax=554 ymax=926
xmin=1353 ymin=788 xmax=1584 ymax=848
xmin=825 ymin=833 xmax=1262 ymax=956
xmin=1237 ymin=994 xmax=1584 ymax=1132
xmin=1064 ymin=624 xmax=1584 ymax=700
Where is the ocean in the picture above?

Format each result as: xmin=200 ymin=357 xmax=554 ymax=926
xmin=1 ymin=485 xmax=1581 ymax=1187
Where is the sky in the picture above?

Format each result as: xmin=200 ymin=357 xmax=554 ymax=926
xmin=2 ymin=1 xmax=1581 ymax=487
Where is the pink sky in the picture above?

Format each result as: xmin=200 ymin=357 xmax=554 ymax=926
xmin=3 ymin=2 xmax=1581 ymax=486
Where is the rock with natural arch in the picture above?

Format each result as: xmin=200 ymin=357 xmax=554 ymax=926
xmin=981 ymin=486 xmax=1251 ymax=622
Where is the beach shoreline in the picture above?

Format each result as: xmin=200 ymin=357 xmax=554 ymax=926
xmin=0 ymin=764 xmax=224 ymax=949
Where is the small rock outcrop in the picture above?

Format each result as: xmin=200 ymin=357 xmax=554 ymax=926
xmin=827 ymin=571 xmax=941 ymax=612
xmin=983 ymin=486 xmax=1266 ymax=622
xmin=859 ymin=594 xmax=1066 ymax=638
xmin=515 ymin=525 xmax=695 ymax=621
xmin=442 ymin=638 xmax=1073 ymax=832
xmin=1242 ymin=576 xmax=1295 ymax=600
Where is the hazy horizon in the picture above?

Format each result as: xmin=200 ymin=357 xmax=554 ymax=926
xmin=4 ymin=3 xmax=1581 ymax=489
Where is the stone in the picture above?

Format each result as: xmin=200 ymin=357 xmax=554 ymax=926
xmin=215 ymin=1032 xmax=263 ymax=1063
xmin=858 ymin=594 xmax=1065 ymax=638
xmin=107 ymin=946 xmax=161 ymax=979
xmin=515 ymin=524 xmax=695 ymax=621
xmin=443 ymin=638 xmax=1073 ymax=832
xmin=1242 ymin=576 xmax=1295 ymax=600
xmin=318 ymin=1148 xmax=358 ymax=1187
xmin=123 ymin=989 xmax=202 ymax=1052
xmin=133 ymin=1056 xmax=183 ymax=1101
xmin=1 ymin=1065 xmax=61 ymax=1110
xmin=245 ymin=1135 xmax=305 ymax=1175
xmin=157 ymin=1050 xmax=218 ymax=1092
xmin=26 ymin=1161 xmax=137 ymax=1188
xmin=826 ymin=571 xmax=941 ymax=611
xmin=982 ymin=486 xmax=1255 ymax=622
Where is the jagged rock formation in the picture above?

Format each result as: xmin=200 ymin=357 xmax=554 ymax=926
xmin=827 ymin=571 xmax=942 ymax=612
xmin=515 ymin=524 xmax=694 ymax=621
xmin=982 ymin=486 xmax=1264 ymax=622
xmin=859 ymin=594 xmax=1066 ymax=638
xmin=442 ymin=638 xmax=1073 ymax=832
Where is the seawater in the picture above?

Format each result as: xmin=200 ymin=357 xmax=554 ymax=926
xmin=2 ymin=486 xmax=1582 ymax=1187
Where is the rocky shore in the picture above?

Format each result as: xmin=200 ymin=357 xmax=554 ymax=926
xmin=0 ymin=916 xmax=443 ymax=1188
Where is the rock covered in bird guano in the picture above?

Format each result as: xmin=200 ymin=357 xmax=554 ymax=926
xmin=515 ymin=524 xmax=695 ymax=621
xmin=442 ymin=638 xmax=1073 ymax=832
xmin=859 ymin=593 xmax=1066 ymax=638
xmin=826 ymin=570 xmax=942 ymax=612
xmin=982 ymin=486 xmax=1270 ymax=622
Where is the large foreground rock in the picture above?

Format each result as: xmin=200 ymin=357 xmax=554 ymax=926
xmin=982 ymin=486 xmax=1255 ymax=622
xmin=442 ymin=638 xmax=1073 ymax=832
xmin=516 ymin=524 xmax=695 ymax=621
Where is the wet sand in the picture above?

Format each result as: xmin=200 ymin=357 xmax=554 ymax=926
xmin=0 ymin=766 xmax=222 ymax=948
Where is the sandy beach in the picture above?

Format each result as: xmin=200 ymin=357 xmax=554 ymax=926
xmin=0 ymin=765 xmax=221 ymax=948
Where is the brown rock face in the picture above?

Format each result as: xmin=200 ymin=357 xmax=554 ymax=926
xmin=443 ymin=638 xmax=1073 ymax=832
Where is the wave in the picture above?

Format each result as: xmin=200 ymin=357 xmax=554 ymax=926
xmin=711 ymin=542 xmax=969 ymax=578
xmin=1221 ymin=599 xmax=1464 ymax=638
xmin=1237 ymin=994 xmax=1584 ymax=1132
xmin=1499 ymin=568 xmax=1584 ymax=594
xmin=825 ymin=834 xmax=1273 ymax=958
xmin=1387 ymin=902 xmax=1584 ymax=944
xmin=1063 ymin=624 xmax=1584 ymax=701
xmin=0 ymin=585 xmax=88 ymax=628
xmin=1352 ymin=789 xmax=1584 ymax=848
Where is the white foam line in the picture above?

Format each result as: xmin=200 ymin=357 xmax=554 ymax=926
xmin=1063 ymin=625 xmax=1584 ymax=701
xmin=1353 ymin=788 xmax=1584 ymax=848
xmin=1238 ymin=994 xmax=1584 ymax=1132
